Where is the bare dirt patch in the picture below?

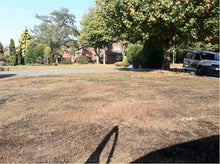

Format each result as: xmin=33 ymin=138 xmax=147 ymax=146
xmin=0 ymin=71 xmax=219 ymax=162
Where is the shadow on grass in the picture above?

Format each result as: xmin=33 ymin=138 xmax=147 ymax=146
xmin=86 ymin=126 xmax=219 ymax=163
xmin=170 ymin=68 xmax=220 ymax=78
xmin=85 ymin=126 xmax=119 ymax=163
xmin=131 ymin=134 xmax=219 ymax=163
xmin=116 ymin=68 xmax=155 ymax=72
xmin=118 ymin=67 xmax=219 ymax=78
xmin=0 ymin=74 xmax=16 ymax=78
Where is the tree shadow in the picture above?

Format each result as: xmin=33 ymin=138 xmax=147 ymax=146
xmin=170 ymin=68 xmax=220 ymax=78
xmin=85 ymin=126 xmax=119 ymax=163
xmin=116 ymin=68 xmax=155 ymax=72
xmin=0 ymin=74 xmax=16 ymax=78
xmin=131 ymin=135 xmax=219 ymax=163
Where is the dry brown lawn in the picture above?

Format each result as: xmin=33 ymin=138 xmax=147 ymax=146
xmin=0 ymin=70 xmax=219 ymax=163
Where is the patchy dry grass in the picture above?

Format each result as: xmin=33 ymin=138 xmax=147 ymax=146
xmin=1 ymin=64 xmax=121 ymax=71
xmin=0 ymin=70 xmax=219 ymax=163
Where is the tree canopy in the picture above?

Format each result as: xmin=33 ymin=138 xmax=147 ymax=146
xmin=96 ymin=0 xmax=219 ymax=68
xmin=97 ymin=0 xmax=218 ymax=49
xmin=32 ymin=8 xmax=78 ymax=63
xmin=78 ymin=7 xmax=114 ymax=60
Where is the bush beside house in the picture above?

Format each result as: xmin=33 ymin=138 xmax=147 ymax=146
xmin=127 ymin=44 xmax=143 ymax=68
xmin=115 ymin=61 xmax=124 ymax=66
xmin=76 ymin=56 xmax=88 ymax=64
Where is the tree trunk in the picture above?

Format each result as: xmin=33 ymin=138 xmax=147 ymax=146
xmin=103 ymin=49 xmax=106 ymax=65
xmin=121 ymin=41 xmax=128 ymax=58
xmin=122 ymin=51 xmax=125 ymax=58
xmin=96 ymin=55 xmax=100 ymax=63
xmin=17 ymin=52 xmax=22 ymax=65
xmin=162 ymin=48 xmax=171 ymax=70
xmin=94 ymin=47 xmax=100 ymax=63
xmin=56 ymin=56 xmax=58 ymax=64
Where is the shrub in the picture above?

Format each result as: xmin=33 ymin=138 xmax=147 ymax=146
xmin=10 ymin=55 xmax=17 ymax=66
xmin=123 ymin=56 xmax=130 ymax=67
xmin=127 ymin=44 xmax=143 ymax=68
xmin=0 ymin=67 xmax=9 ymax=71
xmin=76 ymin=56 xmax=88 ymax=64
xmin=141 ymin=43 xmax=164 ymax=68
xmin=25 ymin=42 xmax=48 ymax=64
xmin=0 ymin=54 xmax=7 ymax=63
xmin=60 ymin=58 xmax=71 ymax=64
xmin=24 ymin=41 xmax=38 ymax=64
xmin=115 ymin=61 xmax=124 ymax=66
xmin=175 ymin=50 xmax=186 ymax=63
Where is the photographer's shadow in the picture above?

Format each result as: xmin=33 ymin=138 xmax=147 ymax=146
xmin=85 ymin=125 xmax=219 ymax=163
xmin=85 ymin=126 xmax=119 ymax=163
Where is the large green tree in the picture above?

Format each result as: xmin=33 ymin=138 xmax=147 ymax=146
xmin=9 ymin=39 xmax=17 ymax=66
xmin=16 ymin=27 xmax=32 ymax=64
xmin=79 ymin=7 xmax=113 ymax=63
xmin=32 ymin=8 xmax=78 ymax=63
xmin=97 ymin=0 xmax=219 ymax=69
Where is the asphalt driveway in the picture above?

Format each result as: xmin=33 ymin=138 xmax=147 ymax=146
xmin=0 ymin=68 xmax=155 ymax=77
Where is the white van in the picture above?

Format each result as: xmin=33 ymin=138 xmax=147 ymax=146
xmin=183 ymin=51 xmax=220 ymax=76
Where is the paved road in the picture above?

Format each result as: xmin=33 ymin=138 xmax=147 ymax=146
xmin=0 ymin=68 xmax=154 ymax=77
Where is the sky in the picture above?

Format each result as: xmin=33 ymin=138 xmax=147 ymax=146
xmin=0 ymin=0 xmax=95 ymax=47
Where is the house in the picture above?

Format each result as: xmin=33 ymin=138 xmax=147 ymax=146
xmin=73 ymin=42 xmax=125 ymax=64
xmin=61 ymin=46 xmax=71 ymax=61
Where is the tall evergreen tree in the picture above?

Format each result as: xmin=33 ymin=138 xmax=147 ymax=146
xmin=0 ymin=42 xmax=4 ymax=54
xmin=9 ymin=39 xmax=17 ymax=66
xmin=16 ymin=27 xmax=32 ymax=64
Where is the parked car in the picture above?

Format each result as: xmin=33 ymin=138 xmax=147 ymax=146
xmin=183 ymin=50 xmax=220 ymax=76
